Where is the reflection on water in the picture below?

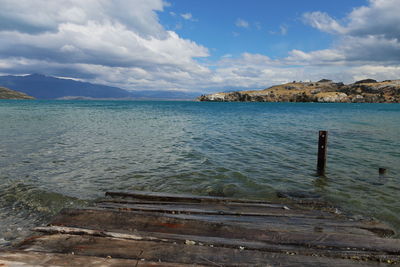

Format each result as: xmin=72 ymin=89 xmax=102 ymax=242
xmin=0 ymin=100 xmax=399 ymax=244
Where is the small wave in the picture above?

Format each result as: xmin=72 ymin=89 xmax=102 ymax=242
xmin=0 ymin=181 xmax=90 ymax=247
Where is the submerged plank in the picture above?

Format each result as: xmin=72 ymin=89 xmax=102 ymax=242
xmin=96 ymin=200 xmax=340 ymax=219
xmin=105 ymin=190 xmax=342 ymax=213
xmin=16 ymin=234 xmax=390 ymax=266
xmin=49 ymin=208 xmax=400 ymax=253
xmin=105 ymin=190 xmax=285 ymax=205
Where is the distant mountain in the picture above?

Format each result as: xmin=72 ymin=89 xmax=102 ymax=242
xmin=0 ymin=86 xmax=35 ymax=99
xmin=0 ymin=74 xmax=131 ymax=99
xmin=0 ymin=74 xmax=200 ymax=100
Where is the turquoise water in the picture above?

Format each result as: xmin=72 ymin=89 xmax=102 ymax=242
xmin=0 ymin=100 xmax=399 ymax=245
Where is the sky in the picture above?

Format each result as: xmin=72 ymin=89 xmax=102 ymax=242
xmin=0 ymin=0 xmax=400 ymax=93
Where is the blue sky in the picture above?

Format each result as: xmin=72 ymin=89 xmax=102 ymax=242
xmin=160 ymin=0 xmax=365 ymax=59
xmin=0 ymin=0 xmax=399 ymax=93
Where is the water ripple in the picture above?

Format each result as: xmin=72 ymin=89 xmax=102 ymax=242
xmin=0 ymin=100 xmax=399 ymax=241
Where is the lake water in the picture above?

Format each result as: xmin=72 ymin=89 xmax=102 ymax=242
xmin=0 ymin=100 xmax=399 ymax=245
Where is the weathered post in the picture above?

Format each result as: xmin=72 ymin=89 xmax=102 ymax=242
xmin=379 ymin=168 xmax=386 ymax=175
xmin=317 ymin=130 xmax=328 ymax=176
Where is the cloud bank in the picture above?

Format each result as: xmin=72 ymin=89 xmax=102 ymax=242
xmin=301 ymin=0 xmax=400 ymax=64
xmin=0 ymin=0 xmax=400 ymax=93
xmin=0 ymin=0 xmax=210 ymax=91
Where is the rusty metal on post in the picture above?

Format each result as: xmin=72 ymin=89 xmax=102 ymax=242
xmin=317 ymin=131 xmax=328 ymax=176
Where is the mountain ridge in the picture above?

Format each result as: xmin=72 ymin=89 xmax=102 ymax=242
xmin=0 ymin=74 xmax=200 ymax=100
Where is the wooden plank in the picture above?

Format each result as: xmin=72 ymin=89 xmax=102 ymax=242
xmin=48 ymin=208 xmax=400 ymax=253
xmin=105 ymin=190 xmax=285 ymax=204
xmin=96 ymin=199 xmax=341 ymax=219
xmin=95 ymin=202 xmax=379 ymax=236
xmin=100 ymin=198 xmax=334 ymax=211
xmin=105 ymin=190 xmax=340 ymax=212
xmin=104 ymin=191 xmax=389 ymax=226
xmin=164 ymin=212 xmax=394 ymax=238
xmin=52 ymin=207 xmax=394 ymax=237
xmin=33 ymin=225 xmax=301 ymax=253
xmin=16 ymin=234 xmax=392 ymax=266
xmin=100 ymin=199 xmax=286 ymax=208
xmin=0 ymin=251 xmax=198 ymax=267
xmin=33 ymin=226 xmax=400 ymax=262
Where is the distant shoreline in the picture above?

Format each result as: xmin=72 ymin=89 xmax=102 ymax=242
xmin=198 ymin=79 xmax=400 ymax=103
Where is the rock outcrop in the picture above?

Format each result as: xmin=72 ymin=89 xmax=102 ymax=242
xmin=198 ymin=80 xmax=400 ymax=103
xmin=0 ymin=87 xmax=35 ymax=99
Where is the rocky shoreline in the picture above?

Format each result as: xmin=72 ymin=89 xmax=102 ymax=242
xmin=197 ymin=79 xmax=400 ymax=103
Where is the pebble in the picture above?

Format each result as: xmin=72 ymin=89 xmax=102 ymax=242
xmin=185 ymin=240 xmax=196 ymax=245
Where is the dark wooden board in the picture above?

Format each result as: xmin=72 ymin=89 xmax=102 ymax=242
xmin=16 ymin=234 xmax=391 ymax=267
xmin=96 ymin=199 xmax=340 ymax=219
xmin=96 ymin=201 xmax=394 ymax=236
xmin=105 ymin=190 xmax=277 ymax=204
xmin=34 ymin=226 xmax=400 ymax=263
xmin=0 ymin=251 xmax=199 ymax=267
xmin=48 ymin=208 xmax=400 ymax=254
xmin=105 ymin=190 xmax=341 ymax=211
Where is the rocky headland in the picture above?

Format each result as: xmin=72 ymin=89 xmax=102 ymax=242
xmin=197 ymin=79 xmax=400 ymax=103
xmin=0 ymin=86 xmax=35 ymax=99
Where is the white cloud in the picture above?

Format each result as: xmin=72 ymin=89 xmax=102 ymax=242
xmin=0 ymin=0 xmax=210 ymax=91
xmin=348 ymin=65 xmax=400 ymax=81
xmin=0 ymin=0 xmax=167 ymax=38
xmin=235 ymin=18 xmax=249 ymax=28
xmin=299 ymin=0 xmax=400 ymax=65
xmin=302 ymin=12 xmax=345 ymax=34
xmin=181 ymin=13 xmax=192 ymax=20
xmin=0 ymin=22 xmax=208 ymax=69
xmin=345 ymin=0 xmax=400 ymax=40
xmin=180 ymin=12 xmax=197 ymax=22
xmin=286 ymin=49 xmax=346 ymax=65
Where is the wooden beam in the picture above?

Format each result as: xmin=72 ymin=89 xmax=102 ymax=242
xmin=105 ymin=190 xmax=275 ymax=204
xmin=17 ymin=234 xmax=395 ymax=266
xmin=48 ymin=208 xmax=399 ymax=251
xmin=0 ymin=251 xmax=200 ymax=267
xmin=95 ymin=199 xmax=340 ymax=219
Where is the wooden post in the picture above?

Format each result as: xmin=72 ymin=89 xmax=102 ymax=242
xmin=379 ymin=168 xmax=386 ymax=175
xmin=317 ymin=131 xmax=328 ymax=176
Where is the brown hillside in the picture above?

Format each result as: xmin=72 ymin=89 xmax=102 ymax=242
xmin=0 ymin=87 xmax=35 ymax=99
xmin=198 ymin=80 xmax=400 ymax=103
